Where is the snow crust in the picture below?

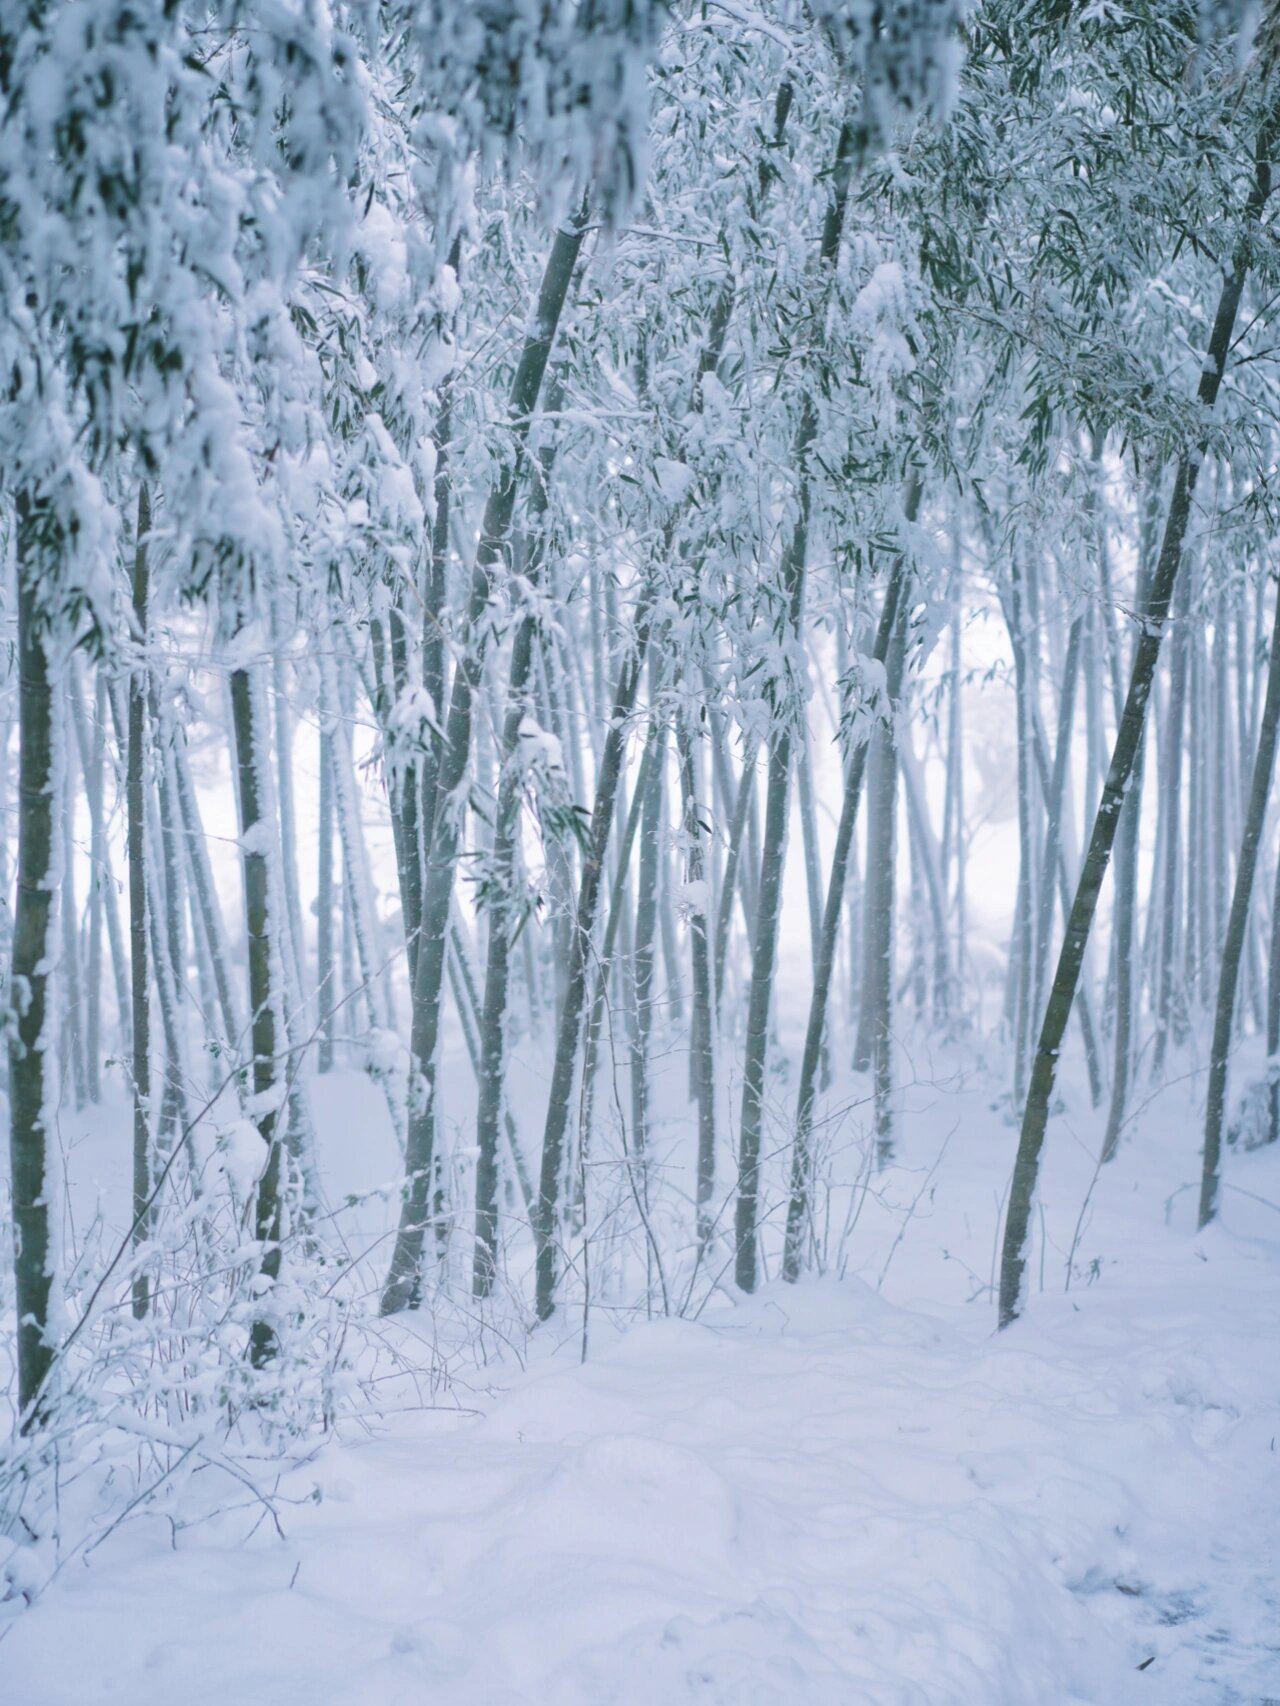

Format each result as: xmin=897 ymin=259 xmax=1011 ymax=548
xmin=5 ymin=1066 xmax=1278 ymax=1705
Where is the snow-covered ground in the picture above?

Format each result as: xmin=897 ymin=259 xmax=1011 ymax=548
xmin=4 ymin=1053 xmax=1279 ymax=1705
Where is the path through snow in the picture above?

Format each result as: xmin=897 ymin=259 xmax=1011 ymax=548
xmin=5 ymin=1246 xmax=1279 ymax=1703
xmin=4 ymin=1068 xmax=1279 ymax=1704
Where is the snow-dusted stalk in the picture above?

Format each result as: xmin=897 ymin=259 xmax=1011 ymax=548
xmin=735 ymin=721 xmax=795 ymax=1291
xmin=1028 ymin=707 xmax=1106 ymax=1107
xmin=539 ymin=652 xmax=577 ymax=1026
xmin=1105 ymin=459 xmax=1157 ymax=1150
xmin=150 ymin=696 xmax=194 ymax=1143
xmin=272 ymin=641 xmax=309 ymax=1019
xmin=1200 ymin=584 xmax=1280 ymax=1224
xmin=735 ymin=118 xmax=856 ymax=1293
xmin=82 ymin=672 xmax=104 ymax=1099
xmin=316 ymin=723 xmax=336 ymax=1073
xmin=9 ymin=499 xmax=59 ymax=1420
xmin=702 ymin=693 xmax=732 ymax=956
xmin=127 ymin=487 xmax=153 ymax=1321
xmin=1101 ymin=510 xmax=1154 ymax=1166
xmin=0 ymin=686 xmax=10 ymax=1098
xmin=229 ymin=658 xmax=284 ymax=1368
xmin=1184 ymin=610 xmax=1206 ymax=1005
xmin=1031 ymin=614 xmax=1081 ymax=1035
xmin=1151 ymin=568 xmax=1190 ymax=1076
xmin=407 ymin=234 xmax=463 ymax=891
xmin=899 ymin=736 xmax=950 ymax=1022
xmin=1267 ymin=829 xmax=1280 ymax=1146
xmin=1210 ymin=579 xmax=1232 ymax=963
xmin=172 ymin=728 xmax=242 ymax=1054
xmin=854 ymin=597 xmax=909 ymax=1165
xmin=657 ymin=771 xmax=685 ymax=1030
xmin=69 ymin=667 xmax=130 ymax=1059
xmin=60 ymin=743 xmax=87 ymax=1109
xmin=384 ymin=602 xmax=424 ymax=990
xmin=783 ymin=554 xmax=910 ymax=1279
xmin=472 ymin=610 xmax=550 ymax=1292
xmin=447 ymin=926 xmax=531 ymax=1217
xmin=1101 ymin=718 xmax=1146 ymax=1163
xmin=677 ymin=716 xmax=717 ymax=1247
xmin=534 ymin=608 xmax=654 ymax=1318
xmin=628 ymin=713 xmax=665 ymax=1166
xmin=318 ymin=651 xmax=384 ymax=1033
xmin=1193 ymin=617 xmax=1216 ymax=1002
xmin=797 ymin=717 xmax=823 ymax=977
xmin=143 ymin=765 xmax=191 ymax=1151
xmin=998 ymin=115 xmax=1275 ymax=1326
xmin=472 ymin=778 xmax=531 ymax=1295
xmin=1002 ymin=557 xmax=1037 ymax=1113
xmin=473 ymin=380 xmax=568 ymax=1295
xmin=579 ymin=720 xmax=660 ymax=1143
xmin=381 ymin=206 xmax=589 ymax=1316
xmin=712 ymin=735 xmax=759 ymax=1009
xmin=942 ymin=541 xmax=966 ymax=1010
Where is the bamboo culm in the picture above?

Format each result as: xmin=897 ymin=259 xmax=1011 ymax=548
xmin=998 ymin=110 xmax=1276 ymax=1327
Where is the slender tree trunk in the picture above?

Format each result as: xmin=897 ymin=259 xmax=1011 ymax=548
xmin=1027 ymin=709 xmax=1107 ymax=1107
xmin=999 ymin=118 xmax=1274 ymax=1326
xmin=1101 ymin=479 xmax=1157 ymax=1159
xmin=316 ymin=723 xmax=336 ymax=1071
xmin=578 ymin=717 xmax=660 ymax=1145
xmin=470 ymin=687 xmax=531 ymax=1293
xmin=144 ymin=775 xmax=191 ymax=1163
xmin=1032 ymin=615 xmax=1082 ymax=1030
xmin=414 ymin=233 xmax=461 ymax=898
xmin=82 ymin=671 xmax=104 ymax=1100
xmin=1185 ymin=611 xmax=1206 ymax=1006
xmin=9 ymin=495 xmax=60 ymax=1422
xmin=127 ymin=488 xmax=153 ymax=1321
xmin=1100 ymin=725 xmax=1145 ymax=1163
xmin=797 ymin=714 xmax=824 ymax=976
xmin=172 ymin=727 xmax=241 ymax=1056
xmin=319 ymin=651 xmax=384 ymax=1032
xmin=60 ymin=748 xmax=87 ymax=1110
xmin=784 ymin=547 xmax=910 ymax=1279
xmin=1267 ymin=833 xmax=1280 ymax=1146
xmin=899 ymin=736 xmax=950 ymax=1019
xmin=0 ymin=690 xmax=11 ymax=1104
xmin=713 ymin=735 xmax=759 ymax=1009
xmin=734 ymin=718 xmax=794 ymax=1289
xmin=382 ymin=207 xmax=588 ymax=1315
xmin=628 ymin=711 xmax=665 ymax=1167
xmin=943 ymin=547 xmax=966 ymax=1016
xmin=272 ymin=640 xmax=309 ymax=1020
xmin=150 ymin=697 xmax=193 ymax=1149
xmin=1003 ymin=559 xmax=1036 ymax=1112
xmin=70 ymin=669 xmax=130 ymax=1063
xmin=1152 ymin=568 xmax=1190 ymax=1077
xmin=856 ymin=601 xmax=909 ymax=1164
xmin=1200 ymin=583 xmax=1280 ymax=1224
xmin=472 ymin=401 xmax=566 ymax=1295
xmin=533 ymin=611 xmax=654 ymax=1317
xmin=529 ymin=214 xmax=762 ymax=1318
xmin=1211 ymin=578 xmax=1232 ymax=962
xmin=657 ymin=764 xmax=685 ymax=1030
xmin=542 ymin=690 xmax=576 ymax=1029
xmin=677 ymin=715 xmax=718 ymax=1247
xmin=230 ymin=657 xmax=284 ymax=1368
xmin=735 ymin=119 xmax=856 ymax=1291
xmin=588 ymin=719 xmax=655 ymax=988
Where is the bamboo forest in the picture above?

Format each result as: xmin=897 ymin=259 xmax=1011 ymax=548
xmin=2 ymin=3 xmax=1280 ymax=1701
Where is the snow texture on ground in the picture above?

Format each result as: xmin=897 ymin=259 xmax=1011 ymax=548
xmin=3 ymin=1064 xmax=1279 ymax=1705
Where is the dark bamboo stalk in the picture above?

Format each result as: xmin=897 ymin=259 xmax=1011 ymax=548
xmin=999 ymin=113 xmax=1276 ymax=1326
